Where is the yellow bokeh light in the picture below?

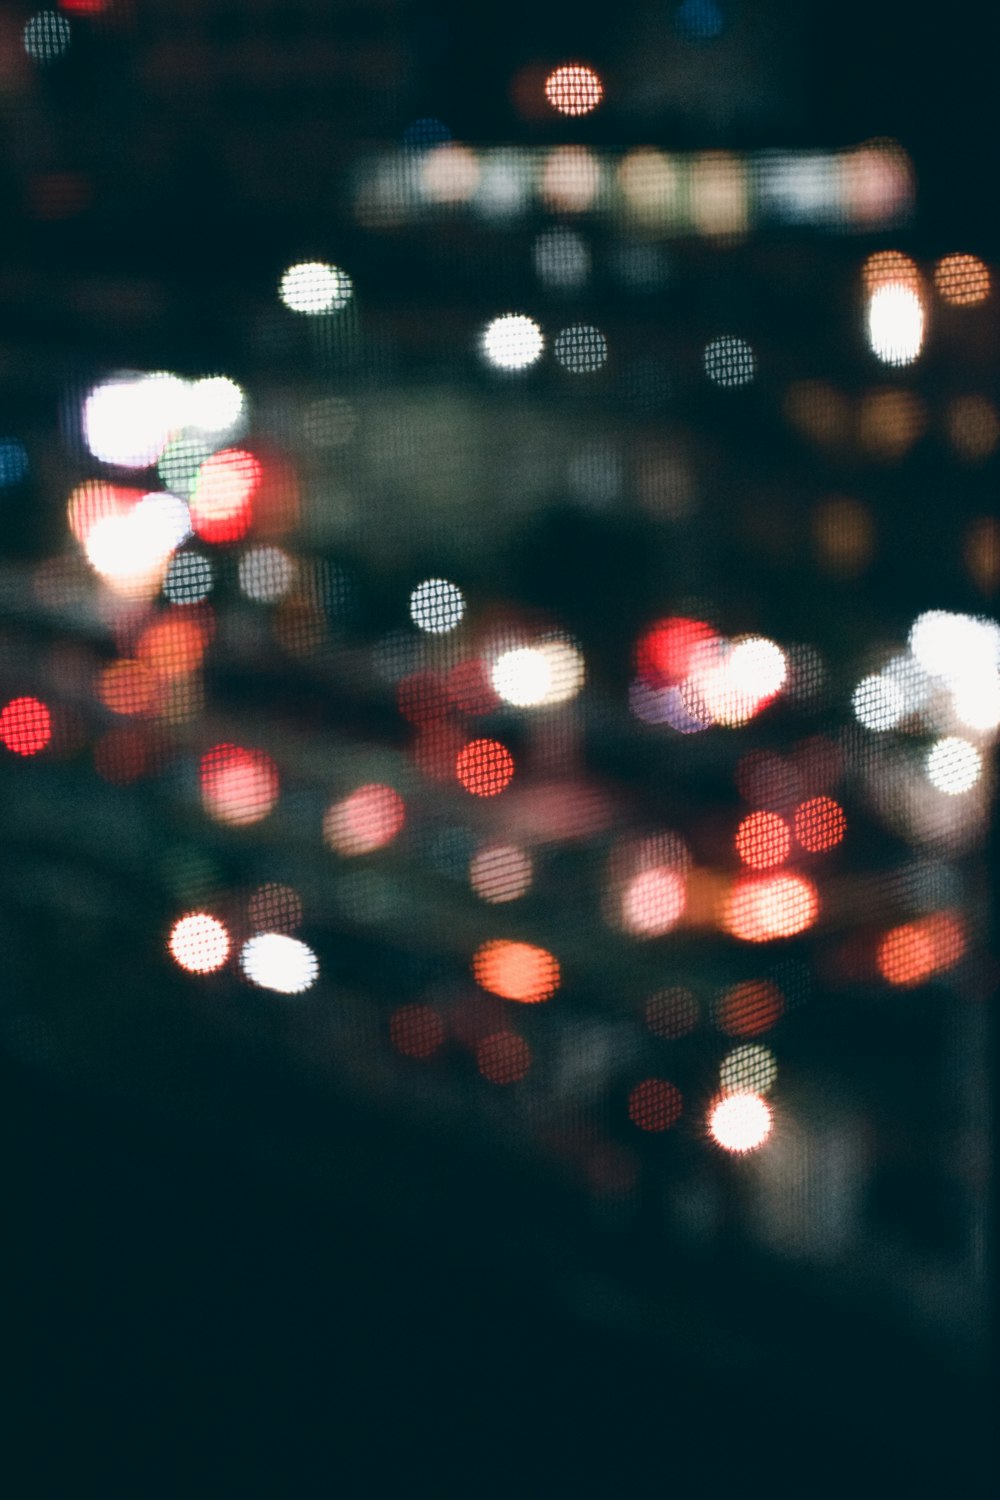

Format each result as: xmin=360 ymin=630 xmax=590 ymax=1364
xmin=934 ymin=253 xmax=990 ymax=306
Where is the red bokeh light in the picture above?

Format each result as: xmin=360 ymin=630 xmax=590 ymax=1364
xmin=473 ymin=940 xmax=560 ymax=1003
xmin=636 ymin=616 xmax=715 ymax=689
xmin=136 ymin=611 xmax=211 ymax=679
xmin=456 ymin=737 xmax=515 ymax=797
xmin=397 ymin=669 xmax=451 ymax=726
xmin=390 ymin=1003 xmax=446 ymax=1059
xmin=715 ymin=979 xmax=785 ymax=1037
xmin=627 ymin=1078 xmax=682 ymax=1132
xmin=324 ymin=783 xmax=406 ymax=855
xmin=59 ymin=1 xmax=111 ymax=13
xmin=877 ymin=912 xmax=966 ymax=987
xmin=735 ymin=810 xmax=791 ymax=870
xmin=446 ymin=658 xmax=500 ymax=716
xmin=189 ymin=449 xmax=261 ymax=544
xmin=0 ymin=696 xmax=52 ymax=756
xmin=199 ymin=743 xmax=279 ymax=826
xmin=794 ymin=795 xmax=846 ymax=853
xmin=476 ymin=1030 xmax=533 ymax=1084
xmin=724 ymin=873 xmax=818 ymax=942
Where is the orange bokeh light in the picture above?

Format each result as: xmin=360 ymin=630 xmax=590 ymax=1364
xmin=324 ymin=783 xmax=405 ymax=856
xmin=735 ymin=810 xmax=790 ymax=870
xmin=168 ymin=912 xmax=230 ymax=974
xmin=98 ymin=659 xmax=157 ymax=716
xmin=199 ymin=742 xmax=279 ymax=826
xmin=627 ymin=1078 xmax=682 ymax=1132
xmin=862 ymin=249 xmax=920 ymax=293
xmin=715 ymin=979 xmax=784 ymax=1037
xmin=456 ymin=737 xmax=515 ymax=797
xmin=0 ymin=695 xmax=52 ymax=756
xmin=794 ymin=795 xmax=846 ymax=853
xmin=390 ymin=1003 xmax=446 ymax=1059
xmin=724 ymin=874 xmax=818 ymax=942
xmin=476 ymin=1030 xmax=533 ymax=1084
xmin=877 ymin=912 xmax=965 ymax=987
xmin=136 ymin=611 xmax=211 ymax=679
xmin=189 ymin=449 xmax=261 ymax=544
xmin=472 ymin=939 xmax=560 ymax=1003
xmin=934 ymin=253 xmax=990 ymax=306
xmin=544 ymin=64 xmax=603 ymax=116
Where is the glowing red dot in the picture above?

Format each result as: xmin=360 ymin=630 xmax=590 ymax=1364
xmin=189 ymin=449 xmax=262 ymax=544
xmin=724 ymin=874 xmax=818 ymax=942
xmin=476 ymin=1030 xmax=533 ymax=1084
xmin=636 ymin=617 xmax=716 ymax=689
xmin=627 ymin=1078 xmax=682 ymax=1132
xmin=390 ymin=1004 xmax=446 ymax=1059
xmin=324 ymin=783 xmax=405 ymax=855
xmin=473 ymin=940 xmax=560 ymax=1003
xmin=735 ymin=810 xmax=791 ymax=870
xmin=794 ymin=795 xmax=846 ymax=853
xmin=456 ymin=737 xmax=515 ymax=797
xmin=199 ymin=743 xmax=279 ymax=826
xmin=715 ymin=979 xmax=785 ymax=1037
xmin=0 ymin=696 xmax=52 ymax=756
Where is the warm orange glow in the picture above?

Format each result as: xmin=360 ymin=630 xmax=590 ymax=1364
xmin=877 ymin=912 xmax=966 ymax=987
xmin=735 ymin=810 xmax=790 ymax=870
xmin=456 ymin=737 xmax=515 ymax=797
xmin=476 ymin=1030 xmax=533 ymax=1084
xmin=473 ymin=939 xmax=560 ymax=1003
xmin=324 ymin=783 xmax=405 ymax=856
xmin=724 ymin=874 xmax=818 ymax=942
xmin=708 ymin=1092 xmax=772 ymax=1153
xmin=794 ymin=795 xmax=846 ymax=853
xmin=390 ymin=1003 xmax=445 ymax=1059
xmin=136 ymin=611 xmax=211 ymax=679
xmin=636 ymin=616 xmax=716 ymax=688
xmin=189 ymin=449 xmax=261 ymax=544
xmin=544 ymin=64 xmax=603 ymax=116
xmin=861 ymin=249 xmax=920 ymax=293
xmin=813 ymin=496 xmax=875 ymax=577
xmin=715 ymin=979 xmax=784 ymax=1037
xmin=620 ymin=867 xmax=686 ymax=936
xmin=0 ymin=696 xmax=52 ymax=756
xmin=627 ymin=1078 xmax=682 ymax=1132
xmin=199 ymin=743 xmax=279 ymax=826
xmin=168 ymin=912 xmax=230 ymax=974
xmin=98 ymin=659 xmax=157 ymax=717
xmin=934 ymin=253 xmax=990 ymax=306
xmin=645 ymin=987 xmax=698 ymax=1039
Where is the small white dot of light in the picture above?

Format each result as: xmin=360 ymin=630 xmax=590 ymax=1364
xmin=720 ymin=1044 xmax=778 ymax=1096
xmin=696 ymin=636 xmax=786 ymax=725
xmin=491 ymin=639 xmax=585 ymax=707
xmin=554 ymin=324 xmax=608 ymax=374
xmin=238 ymin=545 xmax=295 ymax=604
xmin=852 ymin=672 xmax=906 ymax=730
xmin=186 ymin=376 xmax=246 ymax=437
xmin=703 ymin=336 xmax=756 ymax=388
xmin=279 ymin=261 xmax=353 ymax=315
xmin=239 ymin=933 xmax=318 ymax=994
xmin=951 ymin=673 xmax=1000 ymax=733
xmin=158 ymin=435 xmax=213 ymax=498
xmin=409 ymin=577 xmax=466 ymax=634
xmin=164 ymin=550 xmax=214 ymax=604
xmin=866 ymin=284 xmax=924 ymax=366
xmin=708 ymin=1092 xmax=773 ymax=1153
xmin=533 ymin=228 xmax=591 ymax=290
xmin=83 ymin=373 xmax=189 ymax=469
xmin=22 ymin=11 xmax=71 ymax=63
xmin=908 ymin=610 xmax=1000 ymax=682
xmin=480 ymin=314 xmax=544 ymax=371
xmin=925 ymin=736 xmax=982 ymax=795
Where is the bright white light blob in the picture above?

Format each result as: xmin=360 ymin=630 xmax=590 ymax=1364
xmin=491 ymin=640 xmax=585 ymax=707
xmin=852 ymin=672 xmax=906 ymax=731
xmin=186 ymin=376 xmax=246 ymax=437
xmin=279 ymin=262 xmax=353 ymax=315
xmin=720 ymin=1044 xmax=778 ymax=1096
xmin=238 ymin=545 xmax=295 ymax=603
xmin=866 ymin=284 xmax=925 ymax=366
xmin=480 ymin=314 xmax=544 ymax=371
xmin=168 ymin=913 xmax=229 ymax=974
xmin=952 ymin=674 xmax=1000 ymax=733
xmin=689 ymin=634 xmax=786 ymax=725
xmin=85 ymin=492 xmax=190 ymax=594
xmin=23 ymin=11 xmax=71 ymax=63
xmin=908 ymin=610 xmax=1000 ymax=681
xmin=83 ymin=374 xmax=190 ymax=469
xmin=409 ymin=577 xmax=466 ymax=634
xmin=240 ymin=933 xmax=318 ymax=994
xmin=925 ymin=736 xmax=982 ymax=795
xmin=708 ymin=1092 xmax=773 ymax=1153
xmin=164 ymin=550 xmax=214 ymax=604
xmin=703 ymin=336 xmax=756 ymax=387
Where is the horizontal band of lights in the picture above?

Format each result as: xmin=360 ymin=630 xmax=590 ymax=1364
xmin=354 ymin=141 xmax=913 ymax=234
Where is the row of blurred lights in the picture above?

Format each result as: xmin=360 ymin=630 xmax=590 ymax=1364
xmin=355 ymin=142 xmax=913 ymax=233
xmin=863 ymin=251 xmax=991 ymax=368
